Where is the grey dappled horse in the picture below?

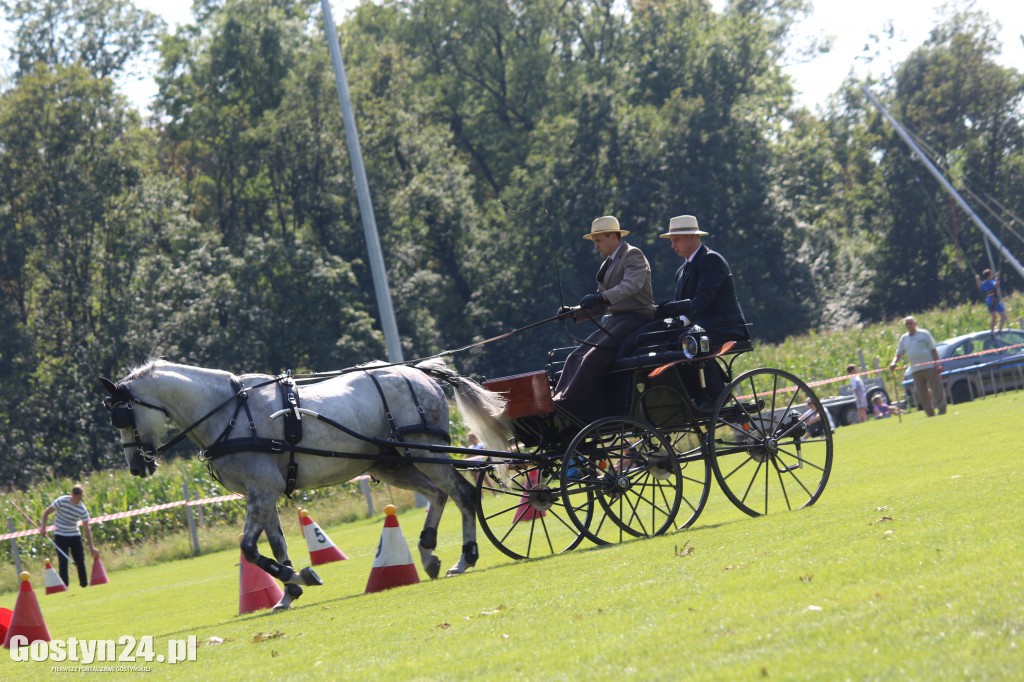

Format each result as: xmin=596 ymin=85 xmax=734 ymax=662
xmin=100 ymin=359 xmax=510 ymax=609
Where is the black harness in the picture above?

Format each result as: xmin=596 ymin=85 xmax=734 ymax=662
xmin=104 ymin=368 xmax=458 ymax=497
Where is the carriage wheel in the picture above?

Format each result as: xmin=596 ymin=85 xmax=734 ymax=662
xmin=707 ymin=368 xmax=833 ymax=517
xmin=475 ymin=459 xmax=589 ymax=560
xmin=637 ymin=384 xmax=712 ymax=531
xmin=559 ymin=417 xmax=682 ymax=545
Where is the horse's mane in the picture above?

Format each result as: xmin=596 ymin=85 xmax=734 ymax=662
xmin=124 ymin=357 xmax=165 ymax=381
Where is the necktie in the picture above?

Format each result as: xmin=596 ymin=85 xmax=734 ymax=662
xmin=597 ymin=258 xmax=611 ymax=284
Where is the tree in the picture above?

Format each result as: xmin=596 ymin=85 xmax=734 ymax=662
xmin=865 ymin=7 xmax=1024 ymax=315
xmin=2 ymin=0 xmax=164 ymax=80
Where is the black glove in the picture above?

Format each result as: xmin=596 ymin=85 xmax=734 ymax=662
xmin=657 ymin=300 xmax=684 ymax=318
xmin=579 ymin=293 xmax=605 ymax=310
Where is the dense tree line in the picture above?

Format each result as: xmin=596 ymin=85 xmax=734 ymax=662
xmin=1 ymin=0 xmax=1021 ymax=486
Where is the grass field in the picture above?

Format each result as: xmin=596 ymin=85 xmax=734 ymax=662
xmin=3 ymin=392 xmax=1022 ymax=680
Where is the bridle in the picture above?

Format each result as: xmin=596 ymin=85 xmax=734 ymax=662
xmin=100 ymin=375 xmax=283 ymax=473
xmin=102 ymin=382 xmax=171 ymax=464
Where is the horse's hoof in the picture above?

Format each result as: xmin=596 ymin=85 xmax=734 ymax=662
xmin=272 ymin=601 xmax=291 ymax=611
xmin=425 ymin=556 xmax=441 ymax=580
xmin=300 ymin=567 xmax=323 ymax=586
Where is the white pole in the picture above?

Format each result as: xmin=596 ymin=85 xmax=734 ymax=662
xmin=320 ymin=0 xmax=404 ymax=363
xmin=863 ymin=87 xmax=1024 ymax=280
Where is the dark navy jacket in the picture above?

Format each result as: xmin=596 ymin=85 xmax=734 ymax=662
xmin=662 ymin=244 xmax=749 ymax=344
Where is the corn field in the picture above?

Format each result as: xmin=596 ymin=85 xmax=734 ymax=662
xmin=734 ymin=294 xmax=1022 ymax=395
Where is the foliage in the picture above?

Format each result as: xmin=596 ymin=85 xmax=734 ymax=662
xmin=0 ymin=455 xmax=379 ymax=573
xmin=0 ymin=0 xmax=1022 ymax=485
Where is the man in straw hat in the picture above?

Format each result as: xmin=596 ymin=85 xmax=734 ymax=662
xmin=656 ymin=214 xmax=749 ymax=408
xmin=657 ymin=215 xmax=748 ymax=346
xmin=552 ymin=215 xmax=656 ymax=424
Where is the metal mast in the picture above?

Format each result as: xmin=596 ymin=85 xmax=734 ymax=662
xmin=862 ymin=86 xmax=1024 ymax=280
xmin=321 ymin=0 xmax=404 ymax=362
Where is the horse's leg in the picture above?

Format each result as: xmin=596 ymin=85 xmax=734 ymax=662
xmin=414 ymin=461 xmax=480 ymax=576
xmin=368 ymin=464 xmax=448 ymax=580
xmin=240 ymin=488 xmax=322 ymax=611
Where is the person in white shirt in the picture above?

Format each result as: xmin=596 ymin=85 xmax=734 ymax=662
xmin=40 ymin=484 xmax=100 ymax=588
xmin=888 ymin=316 xmax=946 ymax=417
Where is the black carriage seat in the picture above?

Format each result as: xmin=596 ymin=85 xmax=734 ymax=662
xmin=605 ymin=321 xmax=756 ymax=426
xmin=609 ymin=320 xmax=753 ymax=374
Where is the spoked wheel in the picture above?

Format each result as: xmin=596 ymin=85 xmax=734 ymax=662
xmin=662 ymin=426 xmax=712 ymax=530
xmin=638 ymin=382 xmax=712 ymax=530
xmin=559 ymin=417 xmax=682 ymax=545
xmin=475 ymin=459 xmax=589 ymax=560
xmin=708 ymin=368 xmax=833 ymax=517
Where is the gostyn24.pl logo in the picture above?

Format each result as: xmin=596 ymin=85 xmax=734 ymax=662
xmin=8 ymin=635 xmax=197 ymax=664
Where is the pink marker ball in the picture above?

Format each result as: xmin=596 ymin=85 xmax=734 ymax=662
xmin=384 ymin=504 xmax=397 ymax=516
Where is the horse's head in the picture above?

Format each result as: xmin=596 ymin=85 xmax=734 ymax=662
xmin=99 ymin=375 xmax=167 ymax=477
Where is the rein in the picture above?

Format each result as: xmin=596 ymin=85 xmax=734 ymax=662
xmin=289 ymin=309 xmax=578 ymax=382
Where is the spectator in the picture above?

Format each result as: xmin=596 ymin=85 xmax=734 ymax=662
xmin=40 ymin=484 xmax=100 ymax=588
xmin=888 ymin=316 xmax=947 ymax=417
xmin=467 ymin=433 xmax=485 ymax=449
xmin=846 ymin=363 xmax=867 ymax=423
xmin=871 ymin=394 xmax=903 ymax=419
xmin=975 ymin=269 xmax=1009 ymax=335
xmin=804 ymin=399 xmax=835 ymax=437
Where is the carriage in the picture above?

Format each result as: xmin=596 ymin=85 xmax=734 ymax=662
xmin=474 ymin=320 xmax=834 ymax=560
xmin=99 ymin=317 xmax=832 ymax=609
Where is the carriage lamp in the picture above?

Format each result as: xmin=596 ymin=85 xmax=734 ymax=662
xmin=681 ymin=325 xmax=711 ymax=358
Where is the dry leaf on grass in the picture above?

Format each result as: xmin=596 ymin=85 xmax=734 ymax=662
xmin=252 ymin=631 xmax=286 ymax=642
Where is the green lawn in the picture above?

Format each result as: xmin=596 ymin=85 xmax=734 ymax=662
xmin=3 ymin=393 xmax=1022 ymax=680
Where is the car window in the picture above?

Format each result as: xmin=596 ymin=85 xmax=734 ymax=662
xmin=993 ymin=332 xmax=1024 ymax=352
xmin=950 ymin=340 xmax=973 ymax=358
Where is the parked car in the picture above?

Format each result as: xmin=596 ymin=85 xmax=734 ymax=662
xmin=902 ymin=328 xmax=1024 ymax=405
xmin=819 ymin=379 xmax=891 ymax=427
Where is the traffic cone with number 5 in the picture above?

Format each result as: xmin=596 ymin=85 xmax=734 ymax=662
xmin=298 ymin=509 xmax=348 ymax=565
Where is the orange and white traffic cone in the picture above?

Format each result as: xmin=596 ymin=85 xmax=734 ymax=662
xmin=3 ymin=572 xmax=51 ymax=648
xmin=89 ymin=554 xmax=109 ymax=586
xmin=42 ymin=560 xmax=66 ymax=595
xmin=298 ymin=509 xmax=348 ymax=565
xmin=238 ymin=548 xmax=284 ymax=615
xmin=365 ymin=505 xmax=420 ymax=594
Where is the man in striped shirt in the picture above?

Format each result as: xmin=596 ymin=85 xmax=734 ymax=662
xmin=40 ymin=485 xmax=100 ymax=588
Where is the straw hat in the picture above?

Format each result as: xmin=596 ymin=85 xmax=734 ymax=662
xmin=660 ymin=215 xmax=708 ymax=238
xmin=583 ymin=215 xmax=629 ymax=240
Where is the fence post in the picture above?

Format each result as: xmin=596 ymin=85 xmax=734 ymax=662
xmin=194 ymin=487 xmax=205 ymax=528
xmin=359 ymin=478 xmax=375 ymax=516
xmin=7 ymin=517 xmax=22 ymax=575
xmin=857 ymin=348 xmax=866 ymax=372
xmin=183 ymin=481 xmax=200 ymax=557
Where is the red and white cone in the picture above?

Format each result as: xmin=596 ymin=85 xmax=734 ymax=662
xmin=238 ymin=549 xmax=284 ymax=615
xmin=513 ymin=469 xmax=547 ymax=523
xmin=89 ymin=555 xmax=109 ymax=586
xmin=43 ymin=560 xmax=66 ymax=595
xmin=3 ymin=572 xmax=51 ymax=648
xmin=298 ymin=509 xmax=348 ymax=565
xmin=365 ymin=505 xmax=420 ymax=594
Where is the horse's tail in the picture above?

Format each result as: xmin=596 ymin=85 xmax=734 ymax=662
xmin=416 ymin=359 xmax=512 ymax=452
